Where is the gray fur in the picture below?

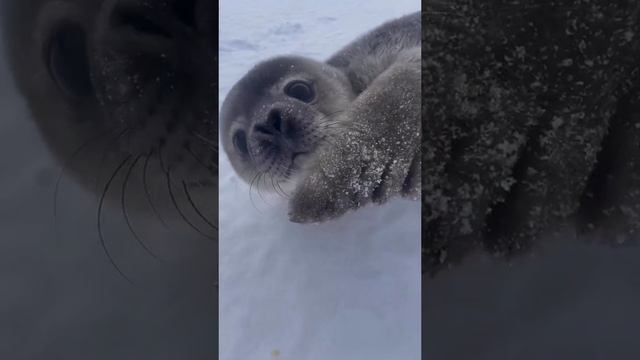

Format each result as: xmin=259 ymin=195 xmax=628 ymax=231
xmin=422 ymin=1 xmax=640 ymax=274
xmin=2 ymin=0 xmax=218 ymax=218
xmin=220 ymin=12 xmax=421 ymax=223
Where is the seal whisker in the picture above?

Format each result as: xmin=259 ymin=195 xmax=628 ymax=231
xmin=54 ymin=133 xmax=108 ymax=243
xmin=255 ymin=160 xmax=278 ymax=205
xmin=182 ymin=180 xmax=218 ymax=232
xmin=192 ymin=132 xmax=218 ymax=152
xmin=142 ymin=151 xmax=169 ymax=229
xmin=187 ymin=148 xmax=217 ymax=174
xmin=97 ymin=155 xmax=135 ymax=285
xmin=158 ymin=146 xmax=169 ymax=174
xmin=248 ymin=170 xmax=264 ymax=212
xmin=165 ymin=169 xmax=215 ymax=241
xmin=94 ymin=128 xmax=130 ymax=197
xmin=270 ymin=174 xmax=285 ymax=198
xmin=316 ymin=109 xmax=346 ymax=123
xmin=121 ymin=155 xmax=162 ymax=260
xmin=255 ymin=172 xmax=268 ymax=203
xmin=274 ymin=177 xmax=291 ymax=198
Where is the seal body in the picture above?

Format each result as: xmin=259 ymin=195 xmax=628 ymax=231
xmin=220 ymin=12 xmax=421 ymax=223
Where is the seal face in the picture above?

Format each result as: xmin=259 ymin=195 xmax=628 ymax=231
xmin=221 ymin=56 xmax=355 ymax=190
xmin=91 ymin=0 xmax=217 ymax=182
xmin=3 ymin=0 xmax=218 ymax=212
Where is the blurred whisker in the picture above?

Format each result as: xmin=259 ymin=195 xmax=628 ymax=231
xmin=248 ymin=170 xmax=263 ymax=212
xmin=121 ymin=155 xmax=162 ymax=260
xmin=142 ymin=151 xmax=169 ymax=229
xmin=182 ymin=180 xmax=218 ymax=232
xmin=166 ymin=169 xmax=215 ymax=241
xmin=97 ymin=155 xmax=135 ymax=285
xmin=54 ymin=133 xmax=107 ymax=243
xmin=94 ymin=129 xmax=129 ymax=197
xmin=188 ymin=148 xmax=218 ymax=173
xmin=192 ymin=132 xmax=218 ymax=153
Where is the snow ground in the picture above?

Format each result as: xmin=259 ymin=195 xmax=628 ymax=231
xmin=218 ymin=1 xmax=421 ymax=359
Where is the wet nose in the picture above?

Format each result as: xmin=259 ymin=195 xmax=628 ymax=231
xmin=254 ymin=109 xmax=287 ymax=137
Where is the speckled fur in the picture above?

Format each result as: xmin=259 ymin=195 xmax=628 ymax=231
xmin=221 ymin=12 xmax=421 ymax=223
xmin=288 ymin=12 xmax=421 ymax=222
xmin=423 ymin=0 xmax=640 ymax=274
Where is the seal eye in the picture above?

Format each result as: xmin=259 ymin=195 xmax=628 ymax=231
xmin=284 ymin=80 xmax=314 ymax=103
xmin=233 ymin=130 xmax=249 ymax=155
xmin=46 ymin=22 xmax=94 ymax=98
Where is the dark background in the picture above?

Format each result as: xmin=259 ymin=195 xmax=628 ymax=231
xmin=0 ymin=19 xmax=217 ymax=360
xmin=422 ymin=1 xmax=640 ymax=358
xmin=424 ymin=231 xmax=640 ymax=359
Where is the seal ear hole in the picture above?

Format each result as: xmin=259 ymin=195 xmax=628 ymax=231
xmin=46 ymin=22 xmax=93 ymax=98
xmin=233 ymin=130 xmax=249 ymax=156
xmin=284 ymin=80 xmax=315 ymax=103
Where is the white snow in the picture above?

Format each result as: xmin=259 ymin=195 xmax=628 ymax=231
xmin=218 ymin=1 xmax=421 ymax=359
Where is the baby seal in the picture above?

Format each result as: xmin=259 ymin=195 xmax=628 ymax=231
xmin=221 ymin=11 xmax=421 ymax=223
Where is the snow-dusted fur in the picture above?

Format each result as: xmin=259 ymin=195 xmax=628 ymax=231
xmin=221 ymin=12 xmax=421 ymax=223
xmin=422 ymin=1 xmax=640 ymax=274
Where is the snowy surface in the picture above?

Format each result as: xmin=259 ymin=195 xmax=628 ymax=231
xmin=219 ymin=1 xmax=421 ymax=359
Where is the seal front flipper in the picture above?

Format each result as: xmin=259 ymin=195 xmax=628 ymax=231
xmin=289 ymin=49 xmax=421 ymax=223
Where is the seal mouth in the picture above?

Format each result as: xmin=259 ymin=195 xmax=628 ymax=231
xmin=287 ymin=151 xmax=311 ymax=174
xmin=291 ymin=151 xmax=309 ymax=163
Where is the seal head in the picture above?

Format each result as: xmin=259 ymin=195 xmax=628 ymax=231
xmin=221 ymin=55 xmax=354 ymax=189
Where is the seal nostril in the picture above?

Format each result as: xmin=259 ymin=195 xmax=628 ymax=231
xmin=268 ymin=110 xmax=283 ymax=132
xmin=254 ymin=110 xmax=284 ymax=136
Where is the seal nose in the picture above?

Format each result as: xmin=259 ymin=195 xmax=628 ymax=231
xmin=254 ymin=109 xmax=285 ymax=137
